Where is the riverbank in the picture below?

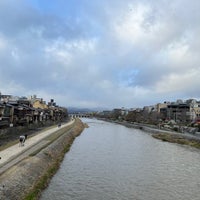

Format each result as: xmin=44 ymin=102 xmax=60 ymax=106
xmin=0 ymin=119 xmax=85 ymax=200
xmin=0 ymin=120 xmax=70 ymax=150
xmin=100 ymin=118 xmax=200 ymax=149
xmin=152 ymin=132 xmax=200 ymax=148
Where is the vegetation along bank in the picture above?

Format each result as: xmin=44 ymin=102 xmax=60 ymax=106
xmin=105 ymin=118 xmax=200 ymax=149
xmin=0 ymin=119 xmax=85 ymax=200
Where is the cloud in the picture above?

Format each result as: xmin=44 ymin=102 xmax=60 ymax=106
xmin=0 ymin=0 xmax=200 ymax=109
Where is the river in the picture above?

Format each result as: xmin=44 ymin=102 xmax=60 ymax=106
xmin=40 ymin=119 xmax=200 ymax=200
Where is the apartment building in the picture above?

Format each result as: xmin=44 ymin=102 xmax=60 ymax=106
xmin=166 ymin=99 xmax=200 ymax=123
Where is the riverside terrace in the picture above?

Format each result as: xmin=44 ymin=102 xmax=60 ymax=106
xmin=0 ymin=98 xmax=68 ymax=129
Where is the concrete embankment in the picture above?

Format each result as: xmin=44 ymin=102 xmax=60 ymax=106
xmin=0 ymin=119 xmax=85 ymax=200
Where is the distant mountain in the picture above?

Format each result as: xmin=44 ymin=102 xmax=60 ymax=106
xmin=67 ymin=107 xmax=107 ymax=114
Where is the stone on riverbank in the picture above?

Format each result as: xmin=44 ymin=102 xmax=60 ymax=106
xmin=0 ymin=119 xmax=85 ymax=200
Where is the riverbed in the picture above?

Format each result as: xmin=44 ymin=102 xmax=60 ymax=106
xmin=40 ymin=119 xmax=200 ymax=200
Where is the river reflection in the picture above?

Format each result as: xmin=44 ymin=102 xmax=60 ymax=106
xmin=40 ymin=119 xmax=200 ymax=200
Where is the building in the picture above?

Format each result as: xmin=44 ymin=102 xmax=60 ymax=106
xmin=156 ymin=102 xmax=169 ymax=113
xmin=167 ymin=99 xmax=197 ymax=123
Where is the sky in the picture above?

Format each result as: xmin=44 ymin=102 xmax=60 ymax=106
xmin=0 ymin=0 xmax=200 ymax=109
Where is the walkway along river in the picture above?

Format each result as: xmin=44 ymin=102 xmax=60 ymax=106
xmin=41 ymin=118 xmax=200 ymax=200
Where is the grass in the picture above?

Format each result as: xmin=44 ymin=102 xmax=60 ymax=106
xmin=152 ymin=133 xmax=200 ymax=149
xmin=0 ymin=123 xmax=74 ymax=152
xmin=23 ymin=119 xmax=83 ymax=200
xmin=23 ymin=142 xmax=73 ymax=200
xmin=29 ymin=124 xmax=74 ymax=157
xmin=23 ymin=157 xmax=63 ymax=200
xmin=0 ymin=125 xmax=56 ymax=151
xmin=0 ymin=140 xmax=19 ymax=151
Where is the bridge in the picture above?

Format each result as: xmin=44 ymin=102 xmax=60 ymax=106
xmin=69 ymin=113 xmax=91 ymax=118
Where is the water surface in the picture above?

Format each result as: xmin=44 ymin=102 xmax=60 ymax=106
xmin=40 ymin=119 xmax=200 ymax=200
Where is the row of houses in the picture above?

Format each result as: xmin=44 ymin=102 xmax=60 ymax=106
xmin=159 ymin=99 xmax=200 ymax=123
xmin=0 ymin=93 xmax=68 ymax=128
xmin=97 ymin=99 xmax=200 ymax=125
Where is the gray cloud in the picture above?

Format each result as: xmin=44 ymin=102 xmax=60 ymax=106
xmin=0 ymin=0 xmax=200 ymax=109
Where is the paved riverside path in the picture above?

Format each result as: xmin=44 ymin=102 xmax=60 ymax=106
xmin=0 ymin=120 xmax=74 ymax=174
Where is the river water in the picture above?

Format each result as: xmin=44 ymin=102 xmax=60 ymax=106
xmin=40 ymin=119 xmax=200 ymax=200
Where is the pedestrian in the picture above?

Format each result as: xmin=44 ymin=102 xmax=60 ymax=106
xmin=19 ymin=134 xmax=27 ymax=147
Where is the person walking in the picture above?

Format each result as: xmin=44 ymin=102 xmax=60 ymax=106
xmin=19 ymin=134 xmax=27 ymax=147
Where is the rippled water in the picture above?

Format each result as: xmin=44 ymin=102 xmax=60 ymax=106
xmin=40 ymin=119 xmax=200 ymax=200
